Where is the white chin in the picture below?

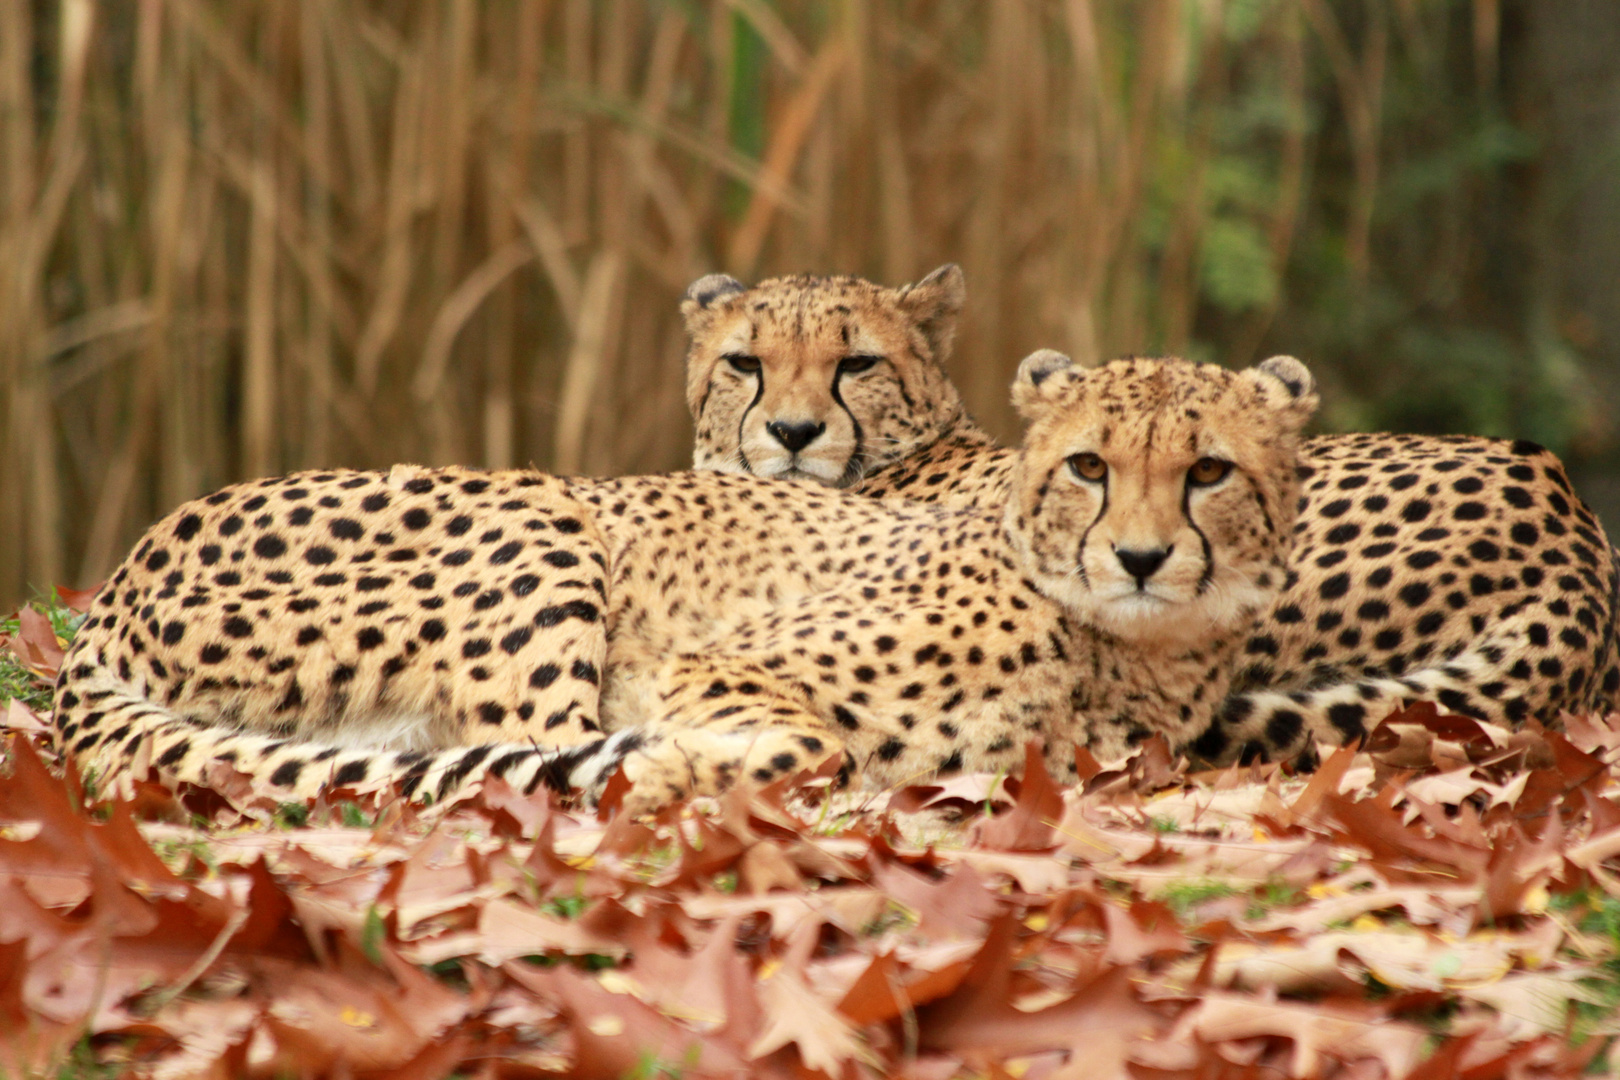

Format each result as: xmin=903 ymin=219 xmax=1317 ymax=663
xmin=754 ymin=459 xmax=850 ymax=486
xmin=1092 ymin=599 xmax=1211 ymax=645
xmin=1092 ymin=578 xmax=1272 ymax=644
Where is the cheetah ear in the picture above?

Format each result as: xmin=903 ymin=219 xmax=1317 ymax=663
xmin=680 ymin=274 xmax=747 ymax=328
xmin=895 ymin=264 xmax=966 ymax=364
xmin=1011 ymin=349 xmax=1077 ymax=419
xmin=1243 ymin=355 xmax=1319 ymax=428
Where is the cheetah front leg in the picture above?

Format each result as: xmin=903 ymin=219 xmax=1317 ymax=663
xmin=607 ymin=657 xmax=847 ymax=814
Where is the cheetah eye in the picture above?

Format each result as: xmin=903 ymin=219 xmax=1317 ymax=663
xmin=837 ymin=355 xmax=881 ymax=376
xmin=725 ymin=354 xmax=762 ymax=375
xmin=1067 ymin=452 xmax=1107 ymax=482
xmin=1187 ymin=457 xmax=1233 ymax=486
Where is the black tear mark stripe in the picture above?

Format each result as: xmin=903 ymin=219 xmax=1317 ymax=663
xmin=1183 ymin=474 xmax=1216 ymax=595
xmin=829 ymin=366 xmax=866 ymax=484
xmin=735 ymin=349 xmax=766 ymax=474
xmin=1073 ymin=464 xmax=1109 ymax=590
xmin=890 ymin=349 xmax=919 ymax=412
xmin=693 ymin=376 xmax=713 ymax=426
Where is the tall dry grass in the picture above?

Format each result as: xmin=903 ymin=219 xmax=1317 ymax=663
xmin=0 ymin=0 xmax=1555 ymax=607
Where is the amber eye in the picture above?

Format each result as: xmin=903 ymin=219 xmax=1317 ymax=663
xmin=1067 ymin=452 xmax=1107 ymax=482
xmin=838 ymin=355 xmax=881 ymax=375
xmin=1187 ymin=457 xmax=1233 ymax=486
xmin=725 ymin=354 xmax=761 ymax=375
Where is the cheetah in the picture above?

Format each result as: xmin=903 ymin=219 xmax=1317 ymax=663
xmin=680 ymin=267 xmax=1620 ymax=762
xmin=52 ymin=355 xmax=1317 ymax=810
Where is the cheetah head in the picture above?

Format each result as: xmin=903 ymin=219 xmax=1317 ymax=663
xmin=1006 ymin=351 xmax=1318 ymax=645
xmin=681 ymin=265 xmax=968 ymax=486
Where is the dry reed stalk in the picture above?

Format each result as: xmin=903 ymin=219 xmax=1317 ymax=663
xmin=1472 ymin=0 xmax=1500 ymax=94
xmin=300 ymin=2 xmax=335 ymax=466
xmin=515 ymin=196 xmax=583 ymax=328
xmin=1 ymin=8 xmax=40 ymax=591
xmin=353 ymin=42 xmax=423 ymax=395
xmin=553 ymin=248 xmax=625 ymax=476
xmin=1301 ymin=0 xmax=1386 ymax=287
xmin=412 ymin=243 xmax=534 ymax=405
xmin=626 ymin=8 xmax=705 ymax=283
xmin=243 ymin=160 xmax=278 ymax=478
xmin=0 ymin=0 xmax=1522 ymax=608
xmin=1156 ymin=23 xmax=1225 ymax=356
xmin=728 ymin=41 xmax=842 ymax=276
xmin=1230 ymin=9 xmax=1310 ymax=369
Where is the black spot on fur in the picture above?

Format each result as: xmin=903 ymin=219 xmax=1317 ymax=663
xmin=253 ymin=535 xmax=287 ymax=559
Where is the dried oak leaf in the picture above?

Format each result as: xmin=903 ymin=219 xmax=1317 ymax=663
xmin=5 ymin=606 xmax=65 ymax=679
xmin=1320 ymin=788 xmax=1489 ymax=885
xmin=1 ymin=698 xmax=50 ymax=735
xmin=1160 ymin=992 xmax=1427 ymax=1078
xmin=1364 ymin=701 xmax=1509 ymax=763
xmin=473 ymin=774 xmax=565 ymax=839
xmin=1562 ymin=710 xmax=1620 ymax=760
xmin=870 ymin=860 xmax=999 ymax=939
xmin=1513 ymin=728 xmax=1609 ymax=818
xmin=610 ymin=913 xmax=759 ymax=1033
xmin=748 ymin=964 xmax=868 ymax=1076
xmin=915 ymin=915 xmax=1163 ymax=1070
xmin=888 ymin=772 xmax=1015 ymax=817
xmin=409 ymin=896 xmax=626 ymax=967
xmin=970 ymin=741 xmax=1064 ymax=851
xmin=1099 ymin=897 xmax=1189 ymax=966
xmin=252 ymin=944 xmax=471 ymax=1074
xmin=54 ymin=584 xmax=100 ymax=613
xmin=1213 ymin=923 xmax=1565 ymax=998
xmin=1567 ymin=821 xmax=1620 ymax=897
xmin=1477 ymin=815 xmax=1568 ymax=926
xmin=1457 ymin=968 xmax=1610 ymax=1040
xmin=505 ymin=960 xmax=754 ymax=1079
xmin=834 ymin=940 xmax=981 ymax=1027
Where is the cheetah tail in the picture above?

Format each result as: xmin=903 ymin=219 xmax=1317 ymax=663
xmin=1192 ymin=651 xmax=1515 ymax=769
xmin=52 ymin=660 xmax=643 ymax=808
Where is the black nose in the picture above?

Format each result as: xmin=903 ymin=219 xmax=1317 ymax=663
xmin=766 ymin=420 xmax=826 ymax=453
xmin=1115 ymin=546 xmax=1170 ymax=583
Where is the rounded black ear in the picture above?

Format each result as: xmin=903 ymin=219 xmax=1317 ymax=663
xmin=1243 ymin=355 xmax=1320 ymax=429
xmin=1011 ymin=349 xmax=1076 ymax=419
xmin=896 ymin=264 xmax=966 ymax=363
xmin=1254 ymin=355 xmax=1315 ymax=401
xmin=681 ymin=274 xmax=747 ymax=324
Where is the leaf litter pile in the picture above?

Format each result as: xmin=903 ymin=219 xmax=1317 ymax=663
xmin=3 ymin=592 xmax=1619 ymax=1079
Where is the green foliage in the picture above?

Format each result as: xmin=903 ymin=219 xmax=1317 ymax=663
xmin=0 ymin=648 xmax=49 ymax=714
xmin=1557 ymin=889 xmax=1620 ymax=1049
xmin=626 ymin=1047 xmax=699 ymax=1080
xmin=274 ymin=803 xmax=311 ymax=829
xmin=724 ymin=12 xmax=768 ymax=220
xmin=336 ymin=801 xmax=373 ymax=828
xmin=360 ymin=905 xmax=387 ymax=965
xmin=1201 ymin=216 xmax=1278 ymax=313
xmin=0 ymin=591 xmax=84 ymax=713
xmin=544 ymin=885 xmax=589 ymax=920
xmin=52 ymin=1035 xmax=127 ymax=1080
xmin=1157 ymin=879 xmax=1240 ymax=918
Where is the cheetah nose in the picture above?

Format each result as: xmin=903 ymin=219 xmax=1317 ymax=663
xmin=766 ymin=420 xmax=826 ymax=453
xmin=1114 ymin=545 xmax=1171 ymax=584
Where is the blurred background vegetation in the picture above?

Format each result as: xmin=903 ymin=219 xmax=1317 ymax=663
xmin=1 ymin=0 xmax=1617 ymax=609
